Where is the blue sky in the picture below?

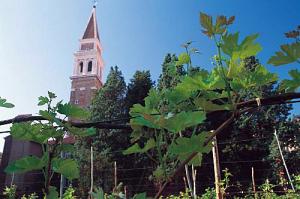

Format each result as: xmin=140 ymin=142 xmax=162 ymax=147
xmin=0 ymin=0 xmax=300 ymax=151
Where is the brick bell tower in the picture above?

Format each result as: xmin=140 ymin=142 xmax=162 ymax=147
xmin=70 ymin=5 xmax=104 ymax=109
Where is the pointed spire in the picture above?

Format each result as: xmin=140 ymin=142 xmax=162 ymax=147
xmin=82 ymin=6 xmax=99 ymax=40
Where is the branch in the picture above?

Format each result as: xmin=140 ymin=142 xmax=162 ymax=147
xmin=0 ymin=115 xmax=131 ymax=130
xmin=237 ymin=92 xmax=300 ymax=109
xmin=1 ymin=92 xmax=299 ymax=130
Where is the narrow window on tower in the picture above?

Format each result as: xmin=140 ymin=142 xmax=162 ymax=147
xmin=79 ymin=62 xmax=83 ymax=73
xmin=88 ymin=61 xmax=93 ymax=72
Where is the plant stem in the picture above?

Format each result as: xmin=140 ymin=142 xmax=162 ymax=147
xmin=213 ymin=35 xmax=233 ymax=105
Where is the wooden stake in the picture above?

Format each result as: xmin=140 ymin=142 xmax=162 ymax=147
xmin=274 ymin=130 xmax=295 ymax=191
xmin=251 ymin=167 xmax=257 ymax=199
xmin=183 ymin=177 xmax=187 ymax=190
xmin=114 ymin=161 xmax=117 ymax=189
xmin=192 ymin=164 xmax=197 ymax=199
xmin=90 ymin=146 xmax=94 ymax=194
xmin=124 ymin=185 xmax=127 ymax=199
xmin=212 ymin=136 xmax=223 ymax=199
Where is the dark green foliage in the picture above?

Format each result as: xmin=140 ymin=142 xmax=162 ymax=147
xmin=157 ymin=53 xmax=185 ymax=90
xmin=125 ymin=70 xmax=154 ymax=113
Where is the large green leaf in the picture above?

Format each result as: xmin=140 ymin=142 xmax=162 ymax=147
xmin=10 ymin=122 xmax=53 ymax=144
xmin=268 ymin=42 xmax=300 ymax=66
xmin=168 ymin=132 xmax=212 ymax=166
xmin=144 ymin=89 xmax=161 ymax=110
xmin=5 ymin=155 xmax=48 ymax=174
xmin=163 ymin=111 xmax=206 ymax=133
xmin=45 ymin=186 xmax=59 ymax=199
xmin=133 ymin=192 xmax=147 ymax=199
xmin=280 ymin=69 xmax=300 ymax=92
xmin=0 ymin=97 xmax=14 ymax=108
xmin=57 ymin=103 xmax=90 ymax=119
xmin=194 ymin=98 xmax=232 ymax=112
xmin=230 ymin=65 xmax=277 ymax=93
xmin=177 ymin=52 xmax=190 ymax=65
xmin=123 ymin=138 xmax=156 ymax=155
xmin=69 ymin=127 xmax=96 ymax=137
xmin=222 ymin=33 xmax=262 ymax=61
xmin=90 ymin=188 xmax=105 ymax=199
xmin=51 ymin=158 xmax=79 ymax=180
xmin=38 ymin=96 xmax=49 ymax=106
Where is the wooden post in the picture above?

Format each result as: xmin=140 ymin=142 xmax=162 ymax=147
xmin=212 ymin=136 xmax=223 ymax=199
xmin=192 ymin=164 xmax=197 ymax=199
xmin=59 ymin=152 xmax=64 ymax=199
xmin=90 ymin=146 xmax=94 ymax=194
xmin=124 ymin=185 xmax=127 ymax=199
xmin=183 ymin=177 xmax=187 ymax=190
xmin=114 ymin=161 xmax=117 ymax=189
xmin=251 ymin=167 xmax=257 ymax=199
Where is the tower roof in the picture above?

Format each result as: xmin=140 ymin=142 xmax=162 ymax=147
xmin=82 ymin=7 xmax=99 ymax=40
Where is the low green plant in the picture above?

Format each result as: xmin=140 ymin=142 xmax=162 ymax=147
xmin=21 ymin=193 xmax=38 ymax=199
xmin=4 ymin=92 xmax=96 ymax=197
xmin=3 ymin=185 xmax=17 ymax=199
xmin=200 ymin=187 xmax=215 ymax=199
xmin=63 ymin=186 xmax=76 ymax=199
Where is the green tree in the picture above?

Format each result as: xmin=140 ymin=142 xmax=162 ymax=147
xmin=125 ymin=70 xmax=154 ymax=113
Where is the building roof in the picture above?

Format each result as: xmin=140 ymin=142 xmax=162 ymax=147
xmin=82 ymin=7 xmax=100 ymax=40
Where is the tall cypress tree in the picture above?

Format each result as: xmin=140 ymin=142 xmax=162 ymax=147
xmin=125 ymin=70 xmax=154 ymax=113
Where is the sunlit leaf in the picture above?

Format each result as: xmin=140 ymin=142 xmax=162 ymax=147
xmin=168 ymin=132 xmax=212 ymax=166
xmin=222 ymin=33 xmax=262 ymax=61
xmin=280 ymin=69 xmax=300 ymax=92
xmin=164 ymin=111 xmax=206 ymax=133
xmin=57 ymin=103 xmax=90 ymax=119
xmin=194 ymin=98 xmax=232 ymax=112
xmin=51 ymin=158 xmax=79 ymax=180
xmin=133 ymin=192 xmax=147 ymax=199
xmin=177 ymin=52 xmax=190 ymax=65
xmin=69 ymin=127 xmax=96 ymax=137
xmin=268 ymin=42 xmax=300 ymax=66
xmin=45 ymin=186 xmax=59 ymax=199
xmin=5 ymin=155 xmax=48 ymax=174
xmin=10 ymin=122 xmax=52 ymax=144
xmin=38 ymin=96 xmax=49 ymax=106
xmin=123 ymin=138 xmax=156 ymax=155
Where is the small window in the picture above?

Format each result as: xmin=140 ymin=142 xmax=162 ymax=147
xmin=79 ymin=62 xmax=83 ymax=73
xmin=88 ymin=61 xmax=93 ymax=72
xmin=75 ymin=100 xmax=79 ymax=105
